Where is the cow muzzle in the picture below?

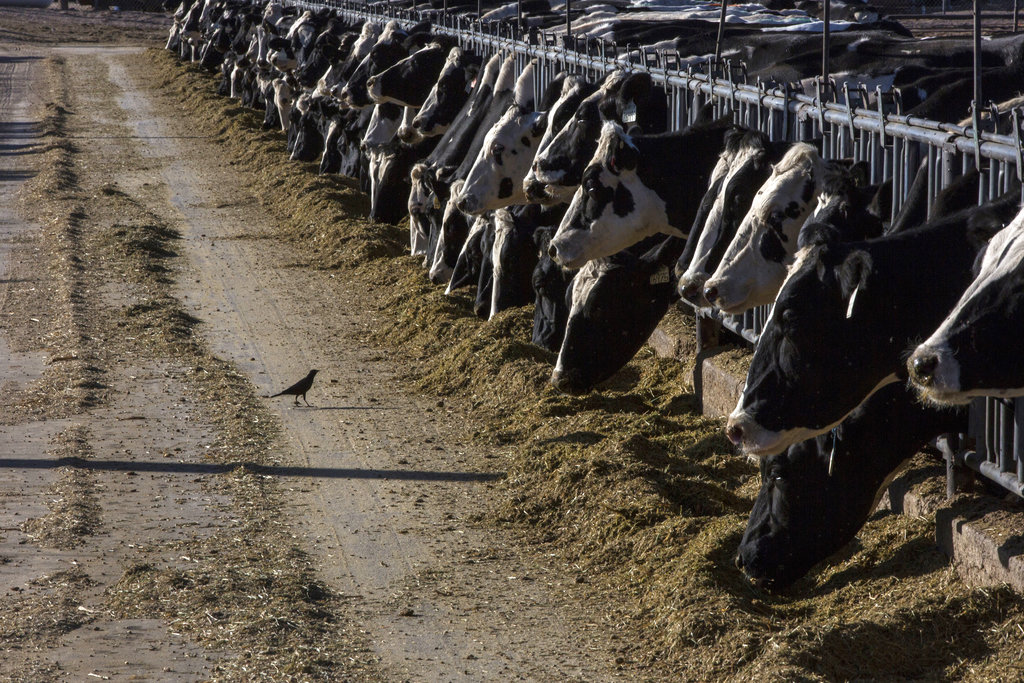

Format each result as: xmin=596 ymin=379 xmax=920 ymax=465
xmin=907 ymin=343 xmax=963 ymax=403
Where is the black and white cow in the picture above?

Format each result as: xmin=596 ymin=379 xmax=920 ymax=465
xmin=551 ymin=235 xmax=683 ymax=393
xmin=908 ymin=204 xmax=1024 ymax=404
xmin=736 ymin=383 xmax=966 ymax=591
xmin=404 ymin=47 xmax=481 ymax=144
xmin=676 ymin=128 xmax=789 ymax=305
xmin=548 ymin=118 xmax=731 ymax=269
xmin=701 ymin=143 xmax=846 ymax=314
xmin=491 ymin=203 xmax=565 ymax=318
xmin=456 ymin=71 xmax=574 ymax=215
xmin=725 ymin=193 xmax=1019 ymax=458
xmin=524 ymin=70 xmax=643 ymax=206
xmin=368 ymin=39 xmax=458 ymax=108
xmin=531 ymin=226 xmax=576 ymax=352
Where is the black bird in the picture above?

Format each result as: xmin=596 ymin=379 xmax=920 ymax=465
xmin=268 ymin=369 xmax=318 ymax=406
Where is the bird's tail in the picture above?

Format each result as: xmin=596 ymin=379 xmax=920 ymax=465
xmin=266 ymin=391 xmax=285 ymax=398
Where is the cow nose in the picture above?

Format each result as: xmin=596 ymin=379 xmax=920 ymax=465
xmin=680 ymin=281 xmax=703 ymax=303
xmin=911 ymin=352 xmax=938 ymax=385
xmin=548 ymin=244 xmax=558 ymax=260
xmin=726 ymin=423 xmax=743 ymax=446
xmin=703 ymin=284 xmax=719 ymax=306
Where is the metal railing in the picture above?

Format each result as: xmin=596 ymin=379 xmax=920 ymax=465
xmin=285 ymin=0 xmax=1024 ymax=499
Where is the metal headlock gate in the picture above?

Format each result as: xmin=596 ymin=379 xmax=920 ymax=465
xmin=288 ymin=0 xmax=1024 ymax=499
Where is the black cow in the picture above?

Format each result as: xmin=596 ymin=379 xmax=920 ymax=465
xmin=551 ymin=235 xmax=682 ymax=393
xmin=368 ymin=40 xmax=458 ymax=108
xmin=726 ymin=193 xmax=1019 ymax=458
xmin=737 ymin=383 xmax=966 ymax=591
xmin=531 ymin=226 xmax=576 ymax=352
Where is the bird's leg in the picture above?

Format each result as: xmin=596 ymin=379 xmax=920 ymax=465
xmin=303 ymin=393 xmax=311 ymax=407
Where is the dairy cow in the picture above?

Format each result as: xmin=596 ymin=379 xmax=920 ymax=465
xmin=908 ymin=205 xmax=1024 ymax=404
xmin=551 ymin=235 xmax=682 ymax=393
xmin=702 ymin=144 xmax=855 ymax=314
xmin=736 ymin=384 xmax=966 ymax=590
xmin=404 ymin=47 xmax=481 ymax=144
xmin=726 ymin=194 xmax=1018 ymax=458
xmin=531 ymin=227 xmax=576 ymax=352
xmin=548 ymin=118 xmax=731 ymax=269
xmin=676 ymin=129 xmax=790 ymax=304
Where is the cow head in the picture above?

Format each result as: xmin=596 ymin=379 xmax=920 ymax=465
xmin=551 ymin=236 xmax=681 ymax=393
xmin=369 ymin=42 xmax=448 ymax=108
xmin=457 ymin=105 xmax=547 ymax=214
xmin=676 ymin=130 xmax=779 ymax=306
xmin=548 ymin=122 xmax=674 ymax=270
xmin=340 ymin=22 xmax=410 ymax=110
xmin=405 ymin=47 xmax=480 ymax=143
xmin=737 ymin=383 xmax=966 ymax=590
xmin=522 ymin=74 xmax=594 ymax=203
xmin=908 ymin=205 xmax=1024 ymax=404
xmin=703 ymin=143 xmax=826 ymax=314
xmin=527 ymin=71 xmax=629 ymax=205
xmin=726 ymin=242 xmax=895 ymax=458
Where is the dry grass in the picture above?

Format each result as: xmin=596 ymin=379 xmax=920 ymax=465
xmin=21 ymin=425 xmax=101 ymax=548
xmin=139 ymin=47 xmax=1024 ymax=680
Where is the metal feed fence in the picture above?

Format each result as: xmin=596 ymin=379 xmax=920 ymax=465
xmin=287 ymin=0 xmax=1024 ymax=498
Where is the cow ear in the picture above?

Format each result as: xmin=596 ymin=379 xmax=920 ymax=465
xmin=598 ymin=97 xmax=618 ymax=122
xmin=530 ymin=115 xmax=547 ymax=139
xmin=609 ymin=138 xmax=638 ymax=173
xmin=839 ymin=249 xmax=872 ymax=314
xmin=849 ymin=160 xmax=871 ymax=188
xmin=967 ymin=205 xmax=1006 ymax=250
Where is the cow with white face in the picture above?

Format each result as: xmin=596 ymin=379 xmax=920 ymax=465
xmin=908 ymin=204 xmax=1024 ymax=404
xmin=702 ymin=143 xmax=831 ymax=314
xmin=456 ymin=104 xmax=547 ymax=214
xmin=548 ymin=118 xmax=731 ymax=270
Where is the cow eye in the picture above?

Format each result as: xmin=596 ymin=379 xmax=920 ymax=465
xmin=491 ymin=144 xmax=504 ymax=159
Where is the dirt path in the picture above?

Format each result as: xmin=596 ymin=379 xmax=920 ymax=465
xmin=99 ymin=48 xmax=627 ymax=681
xmin=0 ymin=41 xmax=646 ymax=682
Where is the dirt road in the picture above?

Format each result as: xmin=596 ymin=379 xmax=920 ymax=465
xmin=0 ymin=42 xmax=648 ymax=682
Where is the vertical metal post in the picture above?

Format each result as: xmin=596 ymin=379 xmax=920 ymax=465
xmin=822 ymin=0 xmax=830 ymax=86
xmin=566 ymin=0 xmax=572 ymax=41
xmin=715 ymin=1 xmax=728 ymax=61
xmin=972 ymin=0 xmax=983 ymax=172
xmin=517 ymin=0 xmax=522 ymax=32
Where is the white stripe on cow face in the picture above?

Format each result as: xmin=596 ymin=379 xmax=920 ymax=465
xmin=552 ymin=258 xmax=609 ymax=377
xmin=362 ymin=104 xmax=404 ymax=149
xmin=548 ymin=122 xmax=671 ymax=270
xmin=727 ymin=372 xmax=899 ymax=458
xmin=677 ymin=141 xmax=760 ymax=301
xmin=704 ymin=142 xmax=824 ymax=314
xmin=909 ymin=206 xmax=1024 ymax=404
xmin=458 ymin=107 xmax=546 ymax=214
